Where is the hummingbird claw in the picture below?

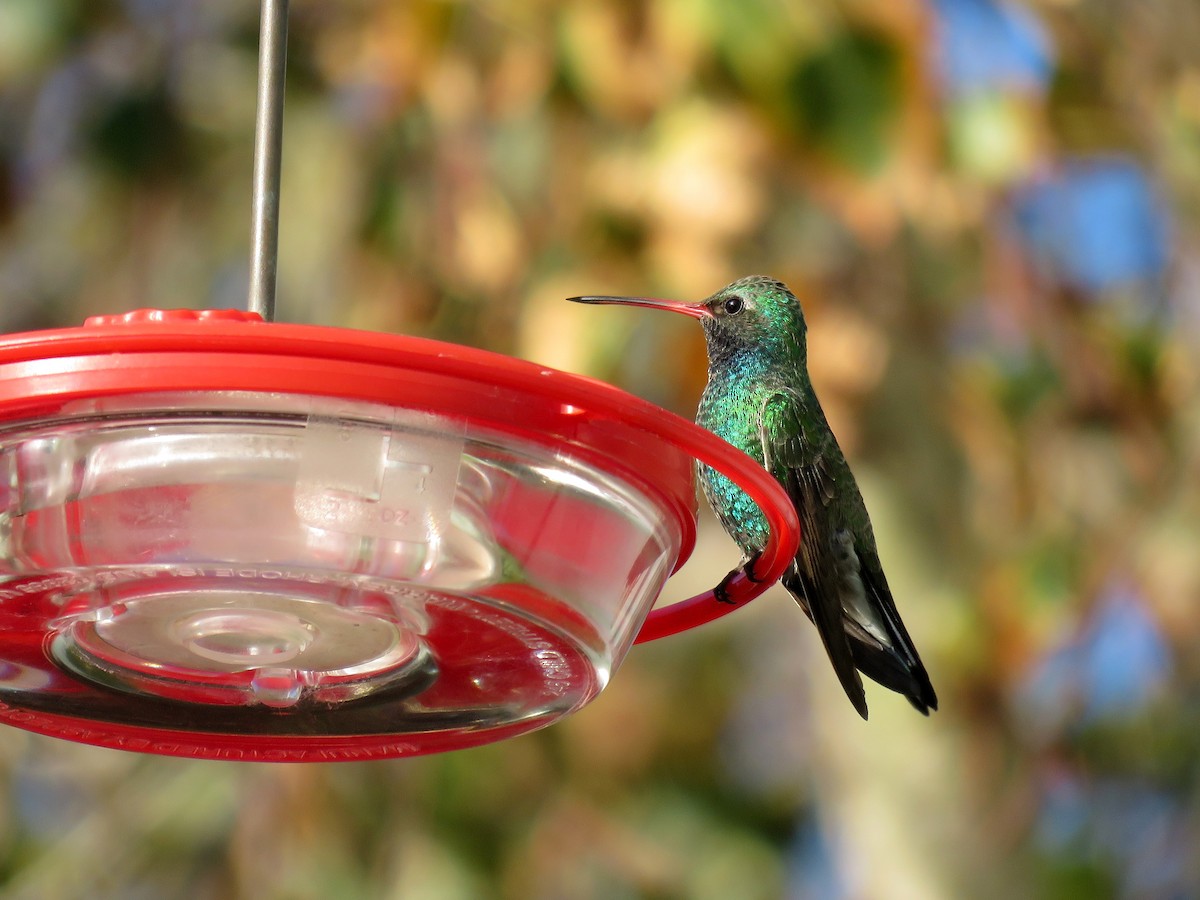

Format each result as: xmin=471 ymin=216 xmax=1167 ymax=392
xmin=713 ymin=552 xmax=766 ymax=604
xmin=713 ymin=569 xmax=740 ymax=605
xmin=743 ymin=551 xmax=766 ymax=584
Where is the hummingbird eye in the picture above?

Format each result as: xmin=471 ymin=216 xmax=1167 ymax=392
xmin=722 ymin=296 xmax=745 ymax=316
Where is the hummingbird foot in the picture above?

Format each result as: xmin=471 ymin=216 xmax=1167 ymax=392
xmin=713 ymin=572 xmax=738 ymax=605
xmin=742 ymin=550 xmax=766 ymax=584
xmin=713 ymin=552 xmax=766 ymax=604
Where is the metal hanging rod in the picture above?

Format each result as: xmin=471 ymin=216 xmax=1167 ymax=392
xmin=247 ymin=0 xmax=289 ymax=322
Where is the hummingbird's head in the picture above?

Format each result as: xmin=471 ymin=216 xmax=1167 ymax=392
xmin=568 ymin=275 xmax=807 ymax=368
xmin=696 ymin=276 xmax=807 ymax=367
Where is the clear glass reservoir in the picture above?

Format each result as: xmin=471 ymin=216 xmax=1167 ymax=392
xmin=0 ymin=392 xmax=682 ymax=759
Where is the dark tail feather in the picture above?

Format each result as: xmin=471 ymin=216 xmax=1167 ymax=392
xmin=782 ymin=570 xmax=869 ymax=720
xmin=850 ymin=641 xmax=937 ymax=715
xmin=853 ymin=581 xmax=938 ymax=715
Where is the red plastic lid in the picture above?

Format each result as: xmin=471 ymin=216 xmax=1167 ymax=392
xmin=0 ymin=311 xmax=800 ymax=641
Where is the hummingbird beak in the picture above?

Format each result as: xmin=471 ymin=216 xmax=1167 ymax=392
xmin=567 ymin=294 xmax=712 ymax=319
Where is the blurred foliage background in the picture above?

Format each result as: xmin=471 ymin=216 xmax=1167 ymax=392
xmin=1 ymin=0 xmax=1199 ymax=897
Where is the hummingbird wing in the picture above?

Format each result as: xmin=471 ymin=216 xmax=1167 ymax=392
xmin=760 ymin=391 xmax=868 ymax=719
xmin=760 ymin=390 xmax=937 ymax=719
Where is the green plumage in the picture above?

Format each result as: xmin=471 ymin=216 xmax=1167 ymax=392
xmin=571 ymin=276 xmax=937 ymax=720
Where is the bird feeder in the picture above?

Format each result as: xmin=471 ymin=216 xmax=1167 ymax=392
xmin=0 ymin=2 xmax=800 ymax=761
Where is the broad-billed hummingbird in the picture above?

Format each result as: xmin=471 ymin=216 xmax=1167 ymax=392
xmin=569 ymin=276 xmax=937 ymax=719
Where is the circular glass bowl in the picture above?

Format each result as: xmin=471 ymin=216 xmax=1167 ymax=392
xmin=0 ymin=311 xmax=799 ymax=760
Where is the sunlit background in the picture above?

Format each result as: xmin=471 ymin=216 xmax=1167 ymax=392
xmin=1 ymin=0 xmax=1199 ymax=897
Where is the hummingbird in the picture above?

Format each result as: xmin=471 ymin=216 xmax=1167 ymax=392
xmin=569 ymin=276 xmax=937 ymax=719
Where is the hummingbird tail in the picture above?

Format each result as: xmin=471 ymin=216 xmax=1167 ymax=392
xmin=782 ymin=563 xmax=938 ymax=718
xmin=849 ymin=577 xmax=939 ymax=715
xmin=850 ymin=641 xmax=938 ymax=715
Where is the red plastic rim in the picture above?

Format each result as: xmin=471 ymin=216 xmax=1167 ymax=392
xmin=0 ymin=310 xmax=800 ymax=642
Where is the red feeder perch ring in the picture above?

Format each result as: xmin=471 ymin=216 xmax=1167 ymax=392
xmin=0 ymin=312 xmax=799 ymax=760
